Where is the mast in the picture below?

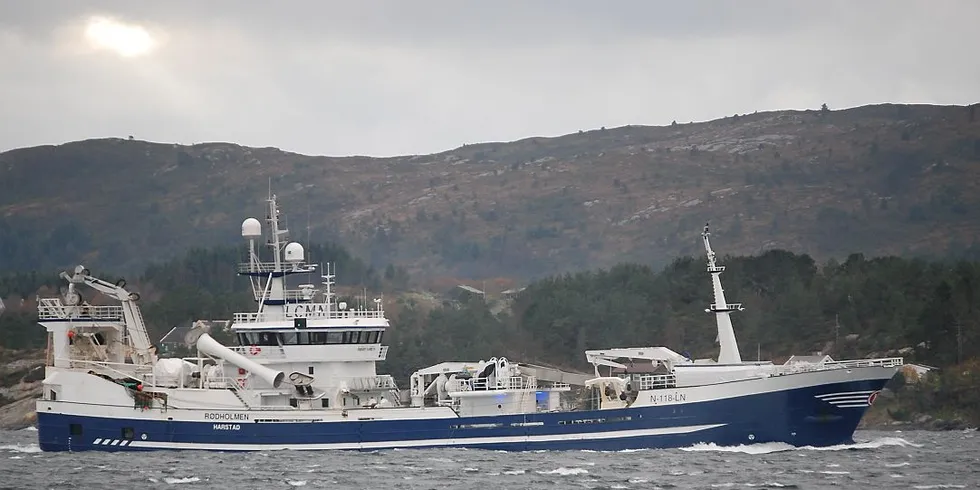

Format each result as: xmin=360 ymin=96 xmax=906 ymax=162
xmin=702 ymin=223 xmax=743 ymax=364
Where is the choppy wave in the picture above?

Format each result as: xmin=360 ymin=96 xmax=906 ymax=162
xmin=681 ymin=436 xmax=921 ymax=454
xmin=536 ymin=467 xmax=589 ymax=476
xmin=163 ymin=477 xmax=200 ymax=484
xmin=711 ymin=483 xmax=798 ymax=488
xmin=0 ymin=443 xmax=42 ymax=453
xmin=0 ymin=429 xmax=971 ymax=489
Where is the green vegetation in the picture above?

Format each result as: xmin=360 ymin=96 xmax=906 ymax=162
xmin=2 ymin=242 xmax=979 ymax=423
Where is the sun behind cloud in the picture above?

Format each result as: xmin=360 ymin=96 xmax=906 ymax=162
xmin=83 ymin=16 xmax=158 ymax=58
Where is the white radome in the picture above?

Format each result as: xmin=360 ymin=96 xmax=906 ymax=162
xmin=284 ymin=242 xmax=305 ymax=262
xmin=241 ymin=218 xmax=262 ymax=238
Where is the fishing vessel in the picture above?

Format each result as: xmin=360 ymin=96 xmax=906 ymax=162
xmin=35 ymin=195 xmax=902 ymax=452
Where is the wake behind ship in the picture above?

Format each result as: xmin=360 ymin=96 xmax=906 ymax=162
xmin=35 ymin=195 xmax=902 ymax=452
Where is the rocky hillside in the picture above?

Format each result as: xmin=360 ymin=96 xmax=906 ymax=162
xmin=2 ymin=103 xmax=979 ymax=279
xmin=0 ymin=348 xmax=44 ymax=430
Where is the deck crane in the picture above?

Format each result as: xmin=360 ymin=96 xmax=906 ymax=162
xmin=62 ymin=265 xmax=157 ymax=366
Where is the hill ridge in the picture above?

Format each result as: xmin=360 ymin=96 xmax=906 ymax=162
xmin=1 ymin=102 xmax=979 ymax=278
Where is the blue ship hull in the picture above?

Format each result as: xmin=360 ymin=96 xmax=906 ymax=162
xmin=37 ymin=378 xmax=886 ymax=452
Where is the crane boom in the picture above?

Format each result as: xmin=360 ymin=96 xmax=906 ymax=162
xmin=61 ymin=266 xmax=156 ymax=365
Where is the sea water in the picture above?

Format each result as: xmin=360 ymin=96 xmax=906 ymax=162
xmin=0 ymin=428 xmax=977 ymax=489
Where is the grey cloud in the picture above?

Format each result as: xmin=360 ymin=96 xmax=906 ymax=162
xmin=0 ymin=1 xmax=977 ymax=157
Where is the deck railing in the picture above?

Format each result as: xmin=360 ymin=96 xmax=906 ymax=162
xmin=237 ymin=262 xmax=314 ymax=274
xmin=450 ymin=375 xmax=536 ymax=392
xmin=632 ymin=373 xmax=677 ymax=390
xmin=774 ymin=357 xmax=904 ymax=376
xmin=233 ymin=309 xmax=385 ymax=323
xmin=39 ymin=303 xmax=124 ymax=321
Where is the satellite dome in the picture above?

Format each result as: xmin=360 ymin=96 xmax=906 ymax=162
xmin=284 ymin=242 xmax=305 ymax=262
xmin=241 ymin=218 xmax=262 ymax=238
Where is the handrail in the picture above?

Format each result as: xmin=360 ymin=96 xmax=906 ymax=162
xmin=631 ymin=373 xmax=677 ymax=390
xmin=450 ymin=375 xmax=536 ymax=393
xmin=233 ymin=309 xmax=386 ymax=323
xmin=774 ymin=357 xmax=904 ymax=375
xmin=237 ymin=262 xmax=313 ymax=274
xmin=39 ymin=303 xmax=124 ymax=320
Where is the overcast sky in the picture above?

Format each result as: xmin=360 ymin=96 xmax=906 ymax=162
xmin=1 ymin=1 xmax=977 ymax=157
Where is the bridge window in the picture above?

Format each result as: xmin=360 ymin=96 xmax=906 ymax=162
xmin=239 ymin=332 xmax=281 ymax=346
xmin=258 ymin=329 xmax=387 ymax=345
xmin=257 ymin=332 xmax=279 ymax=346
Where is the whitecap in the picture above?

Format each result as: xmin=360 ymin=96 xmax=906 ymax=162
xmin=682 ymin=442 xmax=794 ymax=454
xmin=0 ymin=444 xmax=42 ymax=453
xmin=885 ymin=462 xmax=910 ymax=467
xmin=286 ymin=481 xmax=307 ymax=487
xmin=163 ymin=477 xmax=200 ymax=484
xmin=536 ymin=467 xmax=589 ymax=476
xmin=502 ymin=470 xmax=526 ymax=475
xmin=807 ymin=437 xmax=923 ymax=451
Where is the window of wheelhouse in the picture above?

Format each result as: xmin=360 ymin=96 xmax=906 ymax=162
xmin=274 ymin=329 xmax=386 ymax=345
xmin=237 ymin=332 xmax=282 ymax=346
